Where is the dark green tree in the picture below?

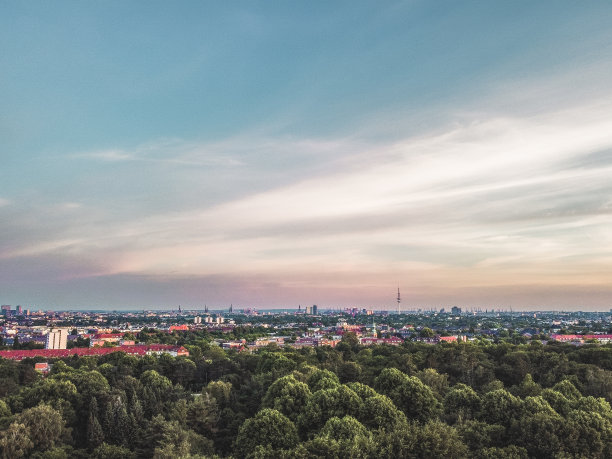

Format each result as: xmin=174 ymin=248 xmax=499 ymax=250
xmin=303 ymin=416 xmax=376 ymax=459
xmin=359 ymin=393 xmax=408 ymax=431
xmin=298 ymin=385 xmax=362 ymax=434
xmin=261 ymin=375 xmax=311 ymax=422
xmin=307 ymin=369 xmax=340 ymax=392
xmin=0 ymin=422 xmax=33 ymax=458
xmin=91 ymin=443 xmax=136 ymax=459
xmin=86 ymin=398 xmax=104 ymax=449
xmin=17 ymin=404 xmax=65 ymax=452
xmin=391 ymin=376 xmax=442 ymax=422
xmin=444 ymin=383 xmax=481 ymax=423
xmin=234 ymin=409 xmax=298 ymax=458
xmin=479 ymin=389 xmax=521 ymax=426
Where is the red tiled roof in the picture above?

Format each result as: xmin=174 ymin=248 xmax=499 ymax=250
xmin=0 ymin=344 xmax=188 ymax=361
xmin=551 ymin=334 xmax=612 ymax=341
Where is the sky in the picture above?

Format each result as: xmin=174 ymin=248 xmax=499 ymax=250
xmin=2 ymin=1 xmax=612 ymax=311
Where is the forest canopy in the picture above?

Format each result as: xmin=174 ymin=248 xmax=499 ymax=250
xmin=1 ymin=339 xmax=612 ymax=458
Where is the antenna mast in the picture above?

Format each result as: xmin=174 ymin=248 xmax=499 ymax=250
xmin=397 ymin=287 xmax=401 ymax=314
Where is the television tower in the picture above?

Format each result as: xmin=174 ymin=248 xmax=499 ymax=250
xmin=397 ymin=287 xmax=401 ymax=314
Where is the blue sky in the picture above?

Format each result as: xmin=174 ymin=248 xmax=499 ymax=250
xmin=2 ymin=1 xmax=612 ymax=310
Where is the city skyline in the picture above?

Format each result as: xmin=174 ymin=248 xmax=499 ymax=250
xmin=2 ymin=2 xmax=612 ymax=310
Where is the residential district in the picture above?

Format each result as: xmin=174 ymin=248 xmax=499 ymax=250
xmin=2 ymin=303 xmax=612 ymax=367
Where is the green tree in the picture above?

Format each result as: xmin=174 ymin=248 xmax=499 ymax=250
xmin=377 ymin=421 xmax=467 ymax=458
xmin=374 ymin=368 xmax=408 ymax=395
xmin=298 ymin=385 xmax=362 ymax=434
xmin=151 ymin=419 xmax=212 ymax=458
xmin=17 ymin=404 xmax=65 ymax=452
xmin=416 ymin=368 xmax=449 ymax=400
xmin=319 ymin=415 xmax=368 ymax=440
xmin=102 ymin=396 xmax=132 ymax=446
xmin=307 ymin=369 xmax=340 ymax=392
xmin=91 ymin=443 xmax=136 ymax=459
xmin=514 ymin=412 xmax=563 ymax=459
xmin=541 ymin=388 xmax=572 ymax=416
xmin=338 ymin=361 xmax=362 ymax=383
xmin=171 ymin=358 xmax=196 ymax=388
xmin=345 ymin=382 xmax=378 ymax=400
xmin=552 ymin=379 xmax=581 ymax=400
xmin=304 ymin=416 xmax=376 ymax=459
xmin=420 ymin=327 xmax=434 ymax=338
xmin=521 ymin=396 xmax=557 ymax=417
xmin=0 ymin=400 xmax=11 ymax=418
xmin=562 ymin=409 xmax=612 ymax=458
xmin=261 ymin=375 xmax=311 ymax=422
xmin=257 ymin=353 xmax=297 ymax=377
xmin=186 ymin=393 xmax=219 ymax=436
xmin=86 ymin=398 xmax=104 ymax=449
xmin=359 ymin=393 xmax=407 ymax=431
xmin=479 ymin=389 xmax=521 ymax=426
xmin=444 ymin=384 xmax=481 ymax=423
xmin=0 ymin=422 xmax=33 ymax=458
xmin=234 ymin=409 xmax=298 ymax=458
xmin=55 ymin=369 xmax=110 ymax=403
xmin=205 ymin=380 xmax=232 ymax=408
xmin=456 ymin=420 xmax=505 ymax=452
xmin=340 ymin=332 xmax=359 ymax=349
xmin=390 ymin=376 xmax=442 ymax=422
xmin=140 ymin=370 xmax=173 ymax=416
xmin=475 ymin=445 xmax=528 ymax=459
xmin=514 ymin=374 xmax=541 ymax=398
xmin=411 ymin=421 xmax=468 ymax=458
xmin=19 ymin=378 xmax=78 ymax=409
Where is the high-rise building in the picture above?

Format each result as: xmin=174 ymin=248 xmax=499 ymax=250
xmin=1 ymin=305 xmax=11 ymax=316
xmin=305 ymin=305 xmax=312 ymax=314
xmin=46 ymin=328 xmax=68 ymax=349
xmin=312 ymin=305 xmax=318 ymax=315
xmin=16 ymin=305 xmax=23 ymax=315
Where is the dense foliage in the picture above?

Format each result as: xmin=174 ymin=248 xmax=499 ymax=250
xmin=2 ymin=338 xmax=612 ymax=458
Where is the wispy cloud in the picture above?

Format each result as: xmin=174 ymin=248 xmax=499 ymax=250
xmin=70 ymin=139 xmax=247 ymax=168
xmin=72 ymin=149 xmax=136 ymax=162
xmin=8 ymin=96 xmax=611 ymax=309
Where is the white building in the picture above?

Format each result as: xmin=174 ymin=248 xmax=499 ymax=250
xmin=45 ymin=328 xmax=68 ymax=349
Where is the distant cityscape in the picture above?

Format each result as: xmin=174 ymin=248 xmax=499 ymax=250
xmin=2 ymin=301 xmax=612 ymax=364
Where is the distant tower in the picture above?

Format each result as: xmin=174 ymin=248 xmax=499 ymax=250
xmin=205 ymin=305 xmax=208 ymax=313
xmin=397 ymin=287 xmax=401 ymax=314
xmin=229 ymin=304 xmax=233 ymax=313
xmin=178 ymin=305 xmax=182 ymax=313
